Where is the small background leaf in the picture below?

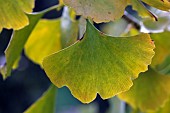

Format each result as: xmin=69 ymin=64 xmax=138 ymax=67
xmin=118 ymin=68 xmax=170 ymax=112
xmin=24 ymin=85 xmax=57 ymax=113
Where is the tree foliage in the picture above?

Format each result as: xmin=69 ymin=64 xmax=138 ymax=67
xmin=0 ymin=0 xmax=170 ymax=113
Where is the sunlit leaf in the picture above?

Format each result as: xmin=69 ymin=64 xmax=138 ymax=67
xmin=24 ymin=85 xmax=57 ymax=113
xmin=63 ymin=0 xmax=128 ymax=23
xmin=130 ymin=0 xmax=157 ymax=20
xmin=118 ymin=68 xmax=170 ymax=112
xmin=25 ymin=7 xmax=78 ymax=66
xmin=43 ymin=21 xmax=155 ymax=103
xmin=142 ymin=0 xmax=170 ymax=11
xmin=0 ymin=0 xmax=35 ymax=31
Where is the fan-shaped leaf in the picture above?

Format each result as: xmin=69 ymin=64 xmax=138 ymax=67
xmin=43 ymin=21 xmax=155 ymax=103
xmin=118 ymin=68 xmax=170 ymax=112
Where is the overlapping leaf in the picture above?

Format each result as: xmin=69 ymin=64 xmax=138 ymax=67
xmin=25 ymin=7 xmax=78 ymax=66
xmin=0 ymin=0 xmax=34 ymax=31
xmin=118 ymin=68 xmax=170 ymax=112
xmin=24 ymin=85 xmax=57 ymax=113
xmin=43 ymin=21 xmax=155 ymax=103
xmin=63 ymin=0 xmax=128 ymax=23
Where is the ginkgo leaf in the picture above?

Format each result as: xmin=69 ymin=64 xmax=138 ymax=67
xmin=25 ymin=7 xmax=78 ymax=66
xmin=24 ymin=85 xmax=57 ymax=113
xmin=130 ymin=0 xmax=157 ymax=20
xmin=118 ymin=68 xmax=170 ymax=112
xmin=0 ymin=0 xmax=35 ymax=31
xmin=150 ymin=32 xmax=170 ymax=68
xmin=43 ymin=21 xmax=155 ymax=103
xmin=142 ymin=0 xmax=170 ymax=11
xmin=63 ymin=0 xmax=128 ymax=23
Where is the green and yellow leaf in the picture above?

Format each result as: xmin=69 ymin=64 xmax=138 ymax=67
xmin=43 ymin=21 xmax=155 ymax=103
xmin=118 ymin=68 xmax=170 ymax=112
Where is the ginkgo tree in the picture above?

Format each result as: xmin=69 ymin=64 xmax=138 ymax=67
xmin=1 ymin=0 xmax=170 ymax=113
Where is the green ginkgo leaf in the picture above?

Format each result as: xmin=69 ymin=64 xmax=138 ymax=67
xmin=0 ymin=0 xmax=35 ymax=31
xmin=142 ymin=0 xmax=170 ymax=11
xmin=118 ymin=68 xmax=170 ymax=112
xmin=24 ymin=85 xmax=57 ymax=113
xmin=43 ymin=21 xmax=155 ymax=103
xmin=25 ymin=7 xmax=78 ymax=66
xmin=63 ymin=0 xmax=128 ymax=23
